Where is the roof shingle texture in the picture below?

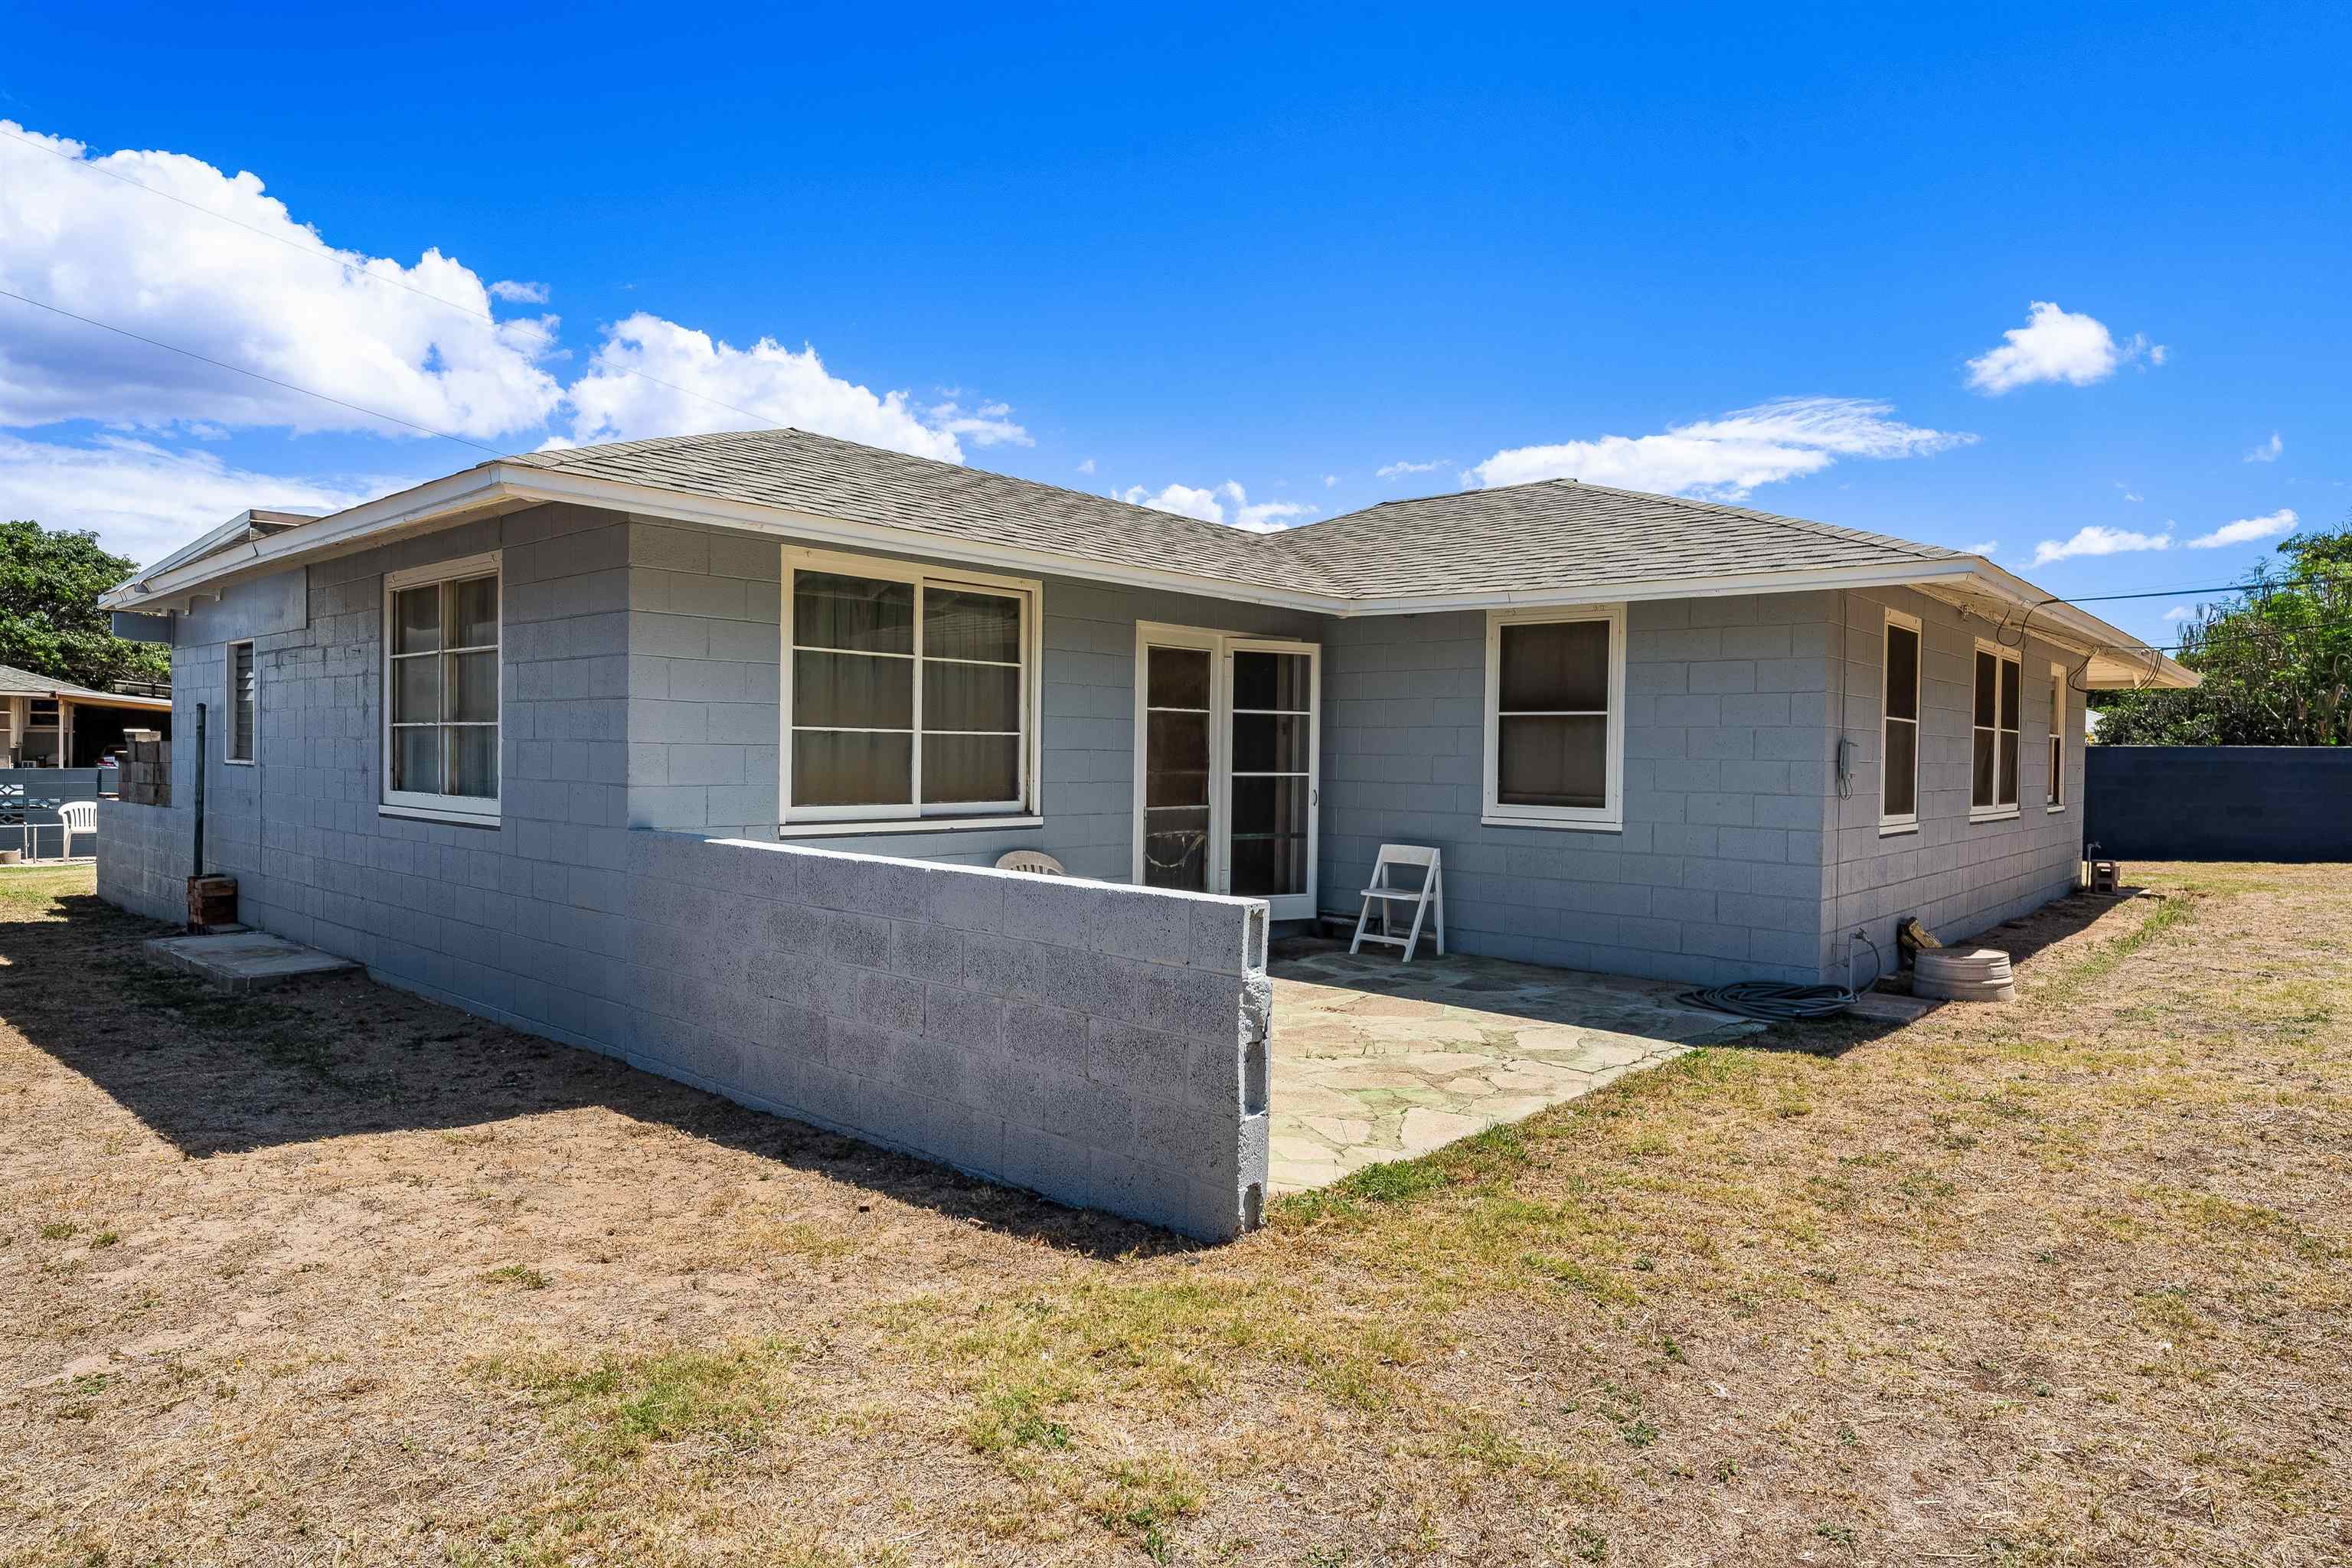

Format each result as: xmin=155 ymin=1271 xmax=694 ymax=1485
xmin=0 ymin=662 xmax=143 ymax=701
xmin=504 ymin=429 xmax=1962 ymax=600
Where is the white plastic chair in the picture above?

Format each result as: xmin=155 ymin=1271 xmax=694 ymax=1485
xmin=53 ymin=800 xmax=96 ymax=862
xmin=995 ymin=850 xmax=1067 ymax=875
xmin=1350 ymin=844 xmax=1444 ymax=962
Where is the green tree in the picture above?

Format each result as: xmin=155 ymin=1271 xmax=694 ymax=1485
xmin=2092 ymin=516 xmax=2352 ymax=745
xmin=0 ymin=520 xmax=172 ymax=692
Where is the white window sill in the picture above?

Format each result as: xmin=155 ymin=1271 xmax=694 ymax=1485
xmin=1479 ymin=814 xmax=1622 ymax=834
xmin=223 ymin=757 xmax=256 ymax=768
xmin=1878 ymin=821 xmax=1919 ymax=837
xmin=777 ymin=814 xmax=1044 ymax=840
xmin=1968 ymin=808 xmax=2022 ymax=825
xmin=379 ymin=803 xmax=501 ymax=828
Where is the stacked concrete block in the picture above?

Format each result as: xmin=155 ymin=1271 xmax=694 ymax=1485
xmin=119 ymin=739 xmax=171 ymax=806
xmin=625 ymin=831 xmax=1272 ymax=1241
xmin=95 ymin=797 xmax=188 ymax=925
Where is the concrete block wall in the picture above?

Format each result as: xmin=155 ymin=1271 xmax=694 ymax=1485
xmin=95 ymin=797 xmax=188 ymax=925
xmin=1827 ymin=586 xmax=2082 ymax=976
xmin=624 ymin=831 xmax=1272 ymax=1241
xmin=1318 ymin=593 xmax=1839 ymax=985
xmin=619 ymin=521 xmax=1321 ymax=878
xmin=139 ymin=504 xmax=640 ymax=1050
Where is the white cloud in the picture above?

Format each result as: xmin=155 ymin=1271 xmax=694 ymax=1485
xmin=1965 ymin=302 xmax=2162 ymax=394
xmin=0 ymin=432 xmax=386 ymax=565
xmin=1462 ymin=397 xmax=1973 ymax=501
xmin=565 ymin=314 xmax=961 ymax=457
xmin=0 ymin=121 xmax=564 ymax=438
xmin=1964 ymin=539 xmax=1999 ymax=556
xmin=2161 ymin=604 xmax=2197 ymax=622
xmin=1322 ymin=474 xmax=1338 ymax=488
xmin=2030 ymin=524 xmax=2173 ymax=567
xmin=1075 ymin=457 xmax=1096 ymax=475
xmin=1375 ymin=457 xmax=1447 ymax=479
xmin=1119 ymin=480 xmax=1316 ymax=532
xmin=2244 ymin=432 xmax=2282 ymax=463
xmin=486 ymin=279 xmax=549 ymax=304
xmin=2115 ymin=482 xmax=2143 ymax=501
xmin=2187 ymin=508 xmax=2296 ymax=550
xmin=924 ymin=398 xmax=1031 ymax=449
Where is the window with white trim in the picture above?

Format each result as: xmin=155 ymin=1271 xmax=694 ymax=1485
xmin=1482 ymin=604 xmax=1625 ymax=830
xmin=783 ymin=551 xmax=1038 ymax=825
xmin=1970 ymin=640 xmax=2021 ymax=818
xmin=2047 ymin=664 xmax=2066 ymax=809
xmin=227 ymin=640 xmax=256 ymax=763
xmin=384 ymin=553 xmax=500 ymax=821
xmin=1880 ymin=610 xmax=1921 ymax=828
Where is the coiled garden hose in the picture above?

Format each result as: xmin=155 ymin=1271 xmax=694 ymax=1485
xmin=1678 ymin=930 xmax=1885 ymax=1021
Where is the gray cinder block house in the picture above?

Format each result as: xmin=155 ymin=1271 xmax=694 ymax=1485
xmin=96 ymin=430 xmax=2193 ymax=1238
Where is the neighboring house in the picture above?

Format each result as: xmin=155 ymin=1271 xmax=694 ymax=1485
xmin=93 ymin=429 xmax=2194 ymax=1238
xmin=0 ymin=662 xmax=172 ymax=769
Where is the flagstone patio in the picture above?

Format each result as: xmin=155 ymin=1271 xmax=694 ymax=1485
xmin=1266 ymin=939 xmax=1766 ymax=1193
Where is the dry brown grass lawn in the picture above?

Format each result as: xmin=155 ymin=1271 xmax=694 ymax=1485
xmin=2 ymin=862 xmax=2347 ymax=1566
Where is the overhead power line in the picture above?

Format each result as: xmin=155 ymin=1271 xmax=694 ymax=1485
xmin=0 ymin=122 xmax=782 ymax=433
xmin=0 ymin=286 xmax=506 ymax=455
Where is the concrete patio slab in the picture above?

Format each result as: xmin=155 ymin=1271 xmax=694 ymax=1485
xmin=144 ymin=931 xmax=359 ymax=993
xmin=1268 ymin=939 xmax=1765 ymax=1193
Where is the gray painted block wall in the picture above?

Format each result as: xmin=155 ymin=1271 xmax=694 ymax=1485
xmin=99 ymin=503 xmax=1282 ymax=1239
xmin=626 ymin=831 xmax=1272 ymax=1240
xmin=1317 ymin=593 xmax=1840 ymax=986
xmin=614 ymin=518 xmax=1321 ymax=877
xmin=1826 ymin=586 xmax=2083 ymax=977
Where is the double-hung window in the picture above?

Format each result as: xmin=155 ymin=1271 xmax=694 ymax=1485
xmin=1880 ymin=610 xmax=1921 ymax=831
xmin=1970 ymin=640 xmax=2021 ymax=819
xmin=384 ymin=553 xmax=500 ymax=822
xmin=1481 ymin=604 xmax=1625 ymax=831
xmin=226 ymin=640 xmax=256 ymax=763
xmin=2047 ymin=664 xmax=2066 ymax=810
xmin=783 ymin=550 xmax=1039 ymax=827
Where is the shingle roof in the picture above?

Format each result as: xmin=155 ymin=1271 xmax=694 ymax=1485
xmin=1274 ymin=481 xmax=1964 ymax=597
xmin=503 ymin=428 xmax=1958 ymax=600
xmin=0 ymin=663 xmax=159 ymax=702
xmin=503 ymin=430 xmax=1341 ymax=593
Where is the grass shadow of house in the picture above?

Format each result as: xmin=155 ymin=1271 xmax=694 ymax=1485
xmin=3 ymin=892 xmax=1191 ymax=1263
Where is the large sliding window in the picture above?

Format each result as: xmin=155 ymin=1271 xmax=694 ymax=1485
xmin=1482 ymin=603 xmax=1625 ymax=831
xmin=1880 ymin=610 xmax=1920 ymax=830
xmin=383 ymin=553 xmax=500 ymax=823
xmin=783 ymin=550 xmax=1038 ymax=827
xmin=1971 ymin=639 xmax=2021 ymax=819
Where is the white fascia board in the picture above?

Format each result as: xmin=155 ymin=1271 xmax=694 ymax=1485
xmin=100 ymin=465 xmax=514 ymax=611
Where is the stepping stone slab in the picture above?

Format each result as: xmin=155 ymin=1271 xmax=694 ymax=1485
xmin=144 ymin=932 xmax=358 ymax=993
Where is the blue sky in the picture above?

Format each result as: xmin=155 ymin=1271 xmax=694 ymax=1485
xmin=3 ymin=1 xmax=2344 ymax=648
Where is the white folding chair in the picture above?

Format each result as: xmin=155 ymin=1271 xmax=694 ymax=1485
xmin=995 ymin=850 xmax=1067 ymax=876
xmin=1350 ymin=844 xmax=1443 ymax=962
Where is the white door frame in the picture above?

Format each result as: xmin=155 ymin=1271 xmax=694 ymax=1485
xmin=1131 ymin=622 xmax=1321 ymax=920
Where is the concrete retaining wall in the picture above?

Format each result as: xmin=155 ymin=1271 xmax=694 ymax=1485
xmin=2086 ymin=746 xmax=2352 ymax=861
xmin=624 ymin=831 xmax=1272 ymax=1241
